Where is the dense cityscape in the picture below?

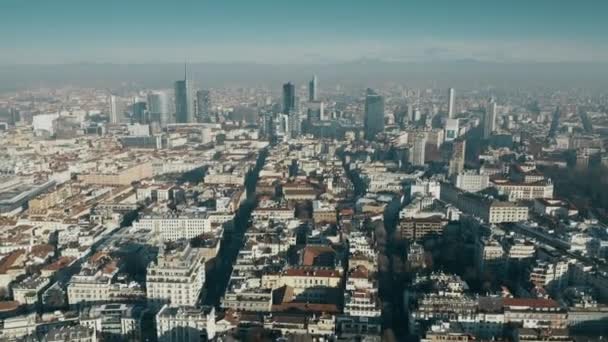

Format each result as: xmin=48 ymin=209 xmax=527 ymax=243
xmin=0 ymin=68 xmax=607 ymax=341
xmin=2 ymin=1 xmax=608 ymax=342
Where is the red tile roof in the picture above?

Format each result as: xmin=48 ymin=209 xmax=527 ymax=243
xmin=283 ymin=268 xmax=341 ymax=278
xmin=503 ymin=298 xmax=560 ymax=309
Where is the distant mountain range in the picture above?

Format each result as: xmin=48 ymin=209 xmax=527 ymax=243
xmin=1 ymin=60 xmax=607 ymax=92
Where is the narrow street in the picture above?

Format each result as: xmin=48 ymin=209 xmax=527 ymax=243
xmin=202 ymin=148 xmax=268 ymax=307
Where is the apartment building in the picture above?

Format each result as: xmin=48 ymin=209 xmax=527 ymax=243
xmin=146 ymin=243 xmax=205 ymax=306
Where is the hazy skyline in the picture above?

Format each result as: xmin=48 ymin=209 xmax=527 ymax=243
xmin=2 ymin=0 xmax=607 ymax=64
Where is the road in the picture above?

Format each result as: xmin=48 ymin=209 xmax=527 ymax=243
xmin=202 ymin=148 xmax=268 ymax=307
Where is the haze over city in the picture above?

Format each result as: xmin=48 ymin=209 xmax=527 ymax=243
xmin=0 ymin=1 xmax=608 ymax=342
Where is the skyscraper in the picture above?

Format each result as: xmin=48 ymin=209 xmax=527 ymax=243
xmin=282 ymin=82 xmax=296 ymax=114
xmin=309 ymin=75 xmax=318 ymax=102
xmin=174 ymin=65 xmax=194 ymax=123
xmin=132 ymin=101 xmax=148 ymax=124
xmin=444 ymin=118 xmax=459 ymax=142
xmin=447 ymin=88 xmax=455 ymax=119
xmin=147 ymin=91 xmax=170 ymax=127
xmin=364 ymin=88 xmax=384 ymax=140
xmin=108 ymin=95 xmax=118 ymax=124
xmin=196 ymin=90 xmax=211 ymax=122
xmin=484 ymin=99 xmax=497 ymax=139
xmin=410 ymin=133 xmax=427 ymax=166
xmin=282 ymin=82 xmax=300 ymax=137
xmin=307 ymin=101 xmax=324 ymax=122
xmin=448 ymin=139 xmax=466 ymax=177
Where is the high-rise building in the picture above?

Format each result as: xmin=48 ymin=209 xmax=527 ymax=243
xmin=307 ymin=101 xmax=324 ymax=122
xmin=282 ymin=82 xmax=296 ymax=114
xmin=484 ymin=99 xmax=497 ymax=139
xmin=108 ymin=95 xmax=118 ymax=124
xmin=444 ymin=118 xmax=459 ymax=141
xmin=364 ymin=88 xmax=385 ymax=140
xmin=147 ymin=91 xmax=170 ymax=127
xmin=447 ymin=88 xmax=455 ymax=119
xmin=410 ymin=133 xmax=426 ymax=166
xmin=309 ymin=75 xmax=318 ymax=102
xmin=448 ymin=139 xmax=466 ymax=177
xmin=174 ymin=65 xmax=194 ymax=123
xmin=132 ymin=101 xmax=148 ymax=124
xmin=196 ymin=90 xmax=211 ymax=122
xmin=395 ymin=105 xmax=408 ymax=128
xmin=282 ymin=82 xmax=300 ymax=137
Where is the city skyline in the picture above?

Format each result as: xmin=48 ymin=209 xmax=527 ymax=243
xmin=2 ymin=2 xmax=608 ymax=342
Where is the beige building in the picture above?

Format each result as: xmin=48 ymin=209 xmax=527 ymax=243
xmin=262 ymin=267 xmax=342 ymax=303
xmin=78 ymin=162 xmax=153 ymax=186
xmin=487 ymin=202 xmax=529 ymax=224
xmin=503 ymin=298 xmax=567 ymax=329
xmin=28 ymin=184 xmax=73 ymax=212
xmin=492 ymin=179 xmax=554 ymax=201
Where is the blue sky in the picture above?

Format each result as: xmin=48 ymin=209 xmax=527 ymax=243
xmin=1 ymin=0 xmax=607 ymax=64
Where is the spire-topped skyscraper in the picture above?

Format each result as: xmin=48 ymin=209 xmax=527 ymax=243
xmin=174 ymin=63 xmax=194 ymax=123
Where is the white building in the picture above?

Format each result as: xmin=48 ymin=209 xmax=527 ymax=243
xmin=79 ymin=303 xmax=142 ymax=341
xmin=454 ymin=172 xmax=490 ymax=193
xmin=410 ymin=134 xmax=426 ymax=166
xmin=156 ymin=305 xmax=216 ymax=342
xmin=410 ymin=179 xmax=441 ymax=200
xmin=32 ymin=113 xmax=60 ymax=135
xmin=133 ymin=213 xmax=212 ymax=241
xmin=444 ymin=118 xmax=459 ymax=141
xmin=146 ymin=243 xmax=205 ymax=306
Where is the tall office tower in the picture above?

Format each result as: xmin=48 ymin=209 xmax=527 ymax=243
xmin=484 ymin=99 xmax=497 ymax=139
xmin=448 ymin=139 xmax=466 ymax=177
xmin=196 ymin=90 xmax=211 ymax=122
xmin=260 ymin=112 xmax=274 ymax=139
xmin=132 ymin=101 xmax=148 ymax=124
xmin=394 ymin=105 xmax=408 ymax=128
xmin=282 ymin=82 xmax=296 ymax=114
xmin=406 ymin=104 xmax=414 ymax=123
xmin=444 ymin=118 xmax=460 ymax=141
xmin=364 ymin=88 xmax=385 ymax=140
xmin=307 ymin=101 xmax=324 ymax=123
xmin=174 ymin=65 xmax=194 ymax=123
xmin=147 ymin=91 xmax=170 ymax=127
xmin=447 ymin=88 xmax=455 ymax=119
xmin=309 ymin=75 xmax=318 ymax=102
xmin=410 ymin=133 xmax=427 ymax=166
xmin=108 ymin=95 xmax=118 ymax=124
xmin=274 ymin=113 xmax=290 ymax=143
xmin=282 ymin=82 xmax=300 ymax=137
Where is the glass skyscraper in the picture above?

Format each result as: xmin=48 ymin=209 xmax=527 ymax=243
xmin=147 ymin=91 xmax=170 ymax=127
xmin=175 ymin=66 xmax=194 ymax=123
xmin=308 ymin=75 xmax=317 ymax=102
xmin=364 ymin=88 xmax=384 ymax=140
xmin=196 ymin=90 xmax=211 ymax=122
xmin=282 ymin=82 xmax=296 ymax=114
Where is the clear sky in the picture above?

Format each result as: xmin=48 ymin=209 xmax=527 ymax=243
xmin=1 ymin=0 xmax=607 ymax=64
